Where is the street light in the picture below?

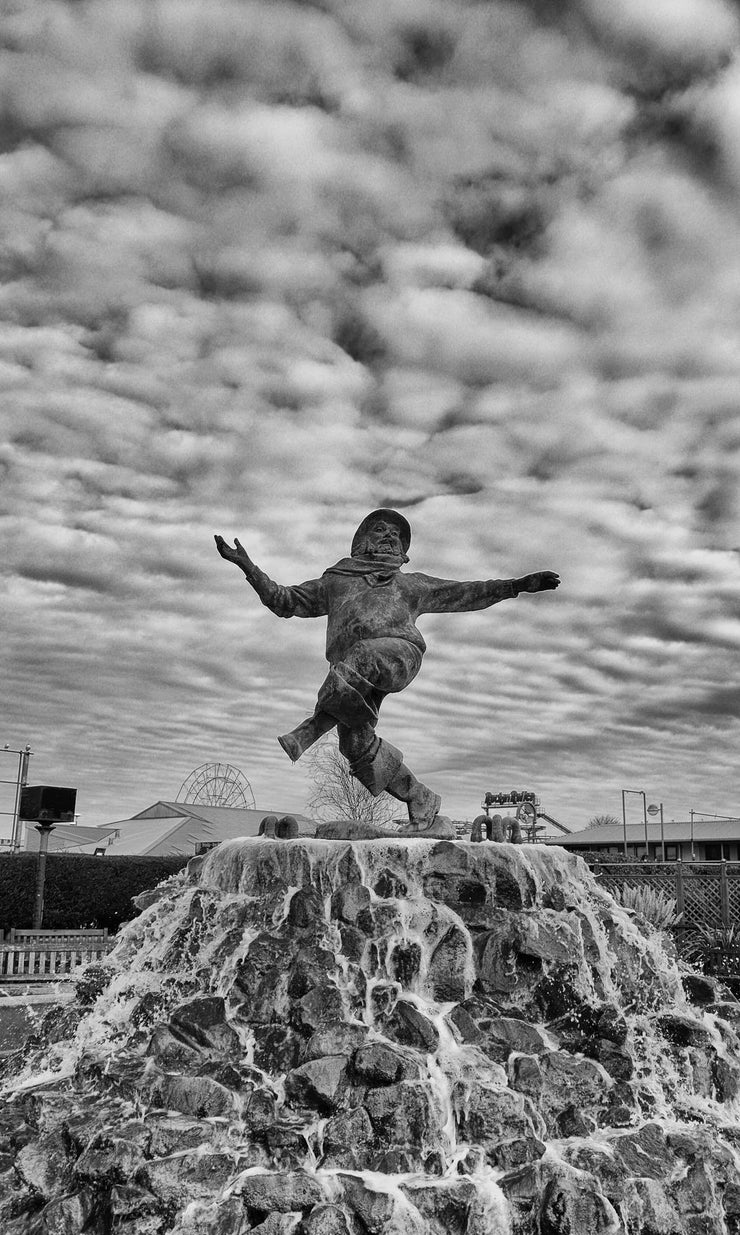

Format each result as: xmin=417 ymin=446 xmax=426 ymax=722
xmin=621 ymin=788 xmax=648 ymax=858
xmin=647 ymin=802 xmax=665 ymax=862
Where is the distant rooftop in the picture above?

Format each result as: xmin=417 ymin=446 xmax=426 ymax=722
xmin=546 ymin=818 xmax=740 ymax=847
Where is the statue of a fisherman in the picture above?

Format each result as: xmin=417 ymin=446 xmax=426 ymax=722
xmin=215 ymin=510 xmax=559 ymax=835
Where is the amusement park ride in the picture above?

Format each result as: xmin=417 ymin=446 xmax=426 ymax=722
xmin=479 ymin=789 xmax=569 ymax=843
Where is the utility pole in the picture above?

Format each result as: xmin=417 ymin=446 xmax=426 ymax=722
xmin=0 ymin=744 xmax=32 ymax=852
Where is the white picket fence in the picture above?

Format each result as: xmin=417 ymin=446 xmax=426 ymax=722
xmin=0 ymin=929 xmax=115 ymax=983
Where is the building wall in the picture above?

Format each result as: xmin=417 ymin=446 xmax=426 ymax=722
xmin=570 ymin=840 xmax=739 ymax=862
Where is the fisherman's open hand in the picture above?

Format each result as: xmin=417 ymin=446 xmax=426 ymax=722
xmin=214 ymin=535 xmax=251 ymax=568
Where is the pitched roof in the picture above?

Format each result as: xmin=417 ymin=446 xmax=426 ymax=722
xmin=98 ymin=815 xmax=190 ymax=856
xmin=24 ymin=823 xmax=119 ymax=853
xmin=131 ymin=801 xmax=313 ymax=826
xmin=546 ymin=818 xmax=740 ymax=847
xmin=82 ymin=801 xmax=316 ymax=855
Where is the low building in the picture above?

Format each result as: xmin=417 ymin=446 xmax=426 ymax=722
xmin=545 ymin=818 xmax=740 ymax=862
xmin=24 ymin=800 xmax=315 ymax=857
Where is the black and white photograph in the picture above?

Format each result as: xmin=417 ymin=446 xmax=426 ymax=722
xmin=1 ymin=0 xmax=740 ymax=1231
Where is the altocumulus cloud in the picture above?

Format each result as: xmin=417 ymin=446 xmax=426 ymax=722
xmin=1 ymin=0 xmax=739 ymax=832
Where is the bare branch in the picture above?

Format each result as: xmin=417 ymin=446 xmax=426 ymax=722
xmin=304 ymin=735 xmax=398 ymax=828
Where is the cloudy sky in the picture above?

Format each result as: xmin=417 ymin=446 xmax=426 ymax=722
xmin=2 ymin=0 xmax=740 ymax=838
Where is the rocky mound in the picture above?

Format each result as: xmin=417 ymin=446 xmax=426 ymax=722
xmin=3 ymin=838 xmax=740 ymax=1235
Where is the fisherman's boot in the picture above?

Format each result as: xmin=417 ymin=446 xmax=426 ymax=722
xmin=385 ymin=763 xmax=445 ymax=836
xmin=278 ymin=710 xmax=336 ymax=763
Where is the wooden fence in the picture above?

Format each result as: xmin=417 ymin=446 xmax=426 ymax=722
xmin=591 ymin=860 xmax=740 ymax=929
xmin=0 ymin=928 xmax=115 ymax=983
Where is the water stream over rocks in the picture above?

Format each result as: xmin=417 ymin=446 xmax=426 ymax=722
xmin=3 ymin=838 xmax=740 ymax=1234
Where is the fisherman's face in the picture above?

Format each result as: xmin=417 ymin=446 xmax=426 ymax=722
xmin=362 ymin=519 xmax=404 ymax=558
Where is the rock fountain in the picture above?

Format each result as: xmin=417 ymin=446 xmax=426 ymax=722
xmin=3 ymin=835 xmax=740 ymax=1234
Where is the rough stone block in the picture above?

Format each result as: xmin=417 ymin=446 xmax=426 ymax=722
xmin=145 ymin=1116 xmax=216 ymax=1157
xmin=159 ymin=1074 xmax=237 ymax=1119
xmin=320 ymin=1108 xmax=375 ymax=1170
xmin=454 ymin=1082 xmax=533 ymax=1151
xmin=429 ymin=925 xmax=470 ymax=1002
xmin=299 ymin=1203 xmax=353 ymax=1234
xmin=169 ymin=996 xmax=241 ymax=1055
xmin=400 ymin=1179 xmax=477 ymax=1235
xmin=330 ymin=883 xmax=371 ymax=925
xmin=147 ymin=1152 xmax=248 ymax=1203
xmin=372 ymin=868 xmax=408 ymax=898
xmin=304 ymin=1022 xmax=368 ymax=1060
xmin=287 ymin=887 xmax=325 ymax=929
xmin=339 ymin=1175 xmax=396 ymax=1234
xmin=147 ymin=1025 xmax=203 ymax=1071
xmin=263 ymin=1125 xmax=310 ymax=1170
xmin=539 ymin=1171 xmax=620 ymax=1235
xmin=250 ymin=1216 xmax=303 ymax=1235
xmin=293 ymin=983 xmax=345 ymax=1035
xmin=16 ymin=1132 xmax=72 ymax=1199
xmin=656 ymin=1013 xmax=712 ymax=1048
xmin=287 ymin=945 xmax=336 ymax=998
xmin=354 ymin=1041 xmax=413 ymax=1085
xmin=74 ymin=1134 xmax=146 ymax=1184
xmin=364 ymin=1080 xmax=440 ymax=1149
xmin=514 ymin=912 xmax=583 ymax=964
xmin=285 ymin=1055 xmax=348 ymax=1111
xmin=39 ymin=1190 xmax=96 ymax=1235
xmin=238 ymin=1171 xmax=325 ymax=1214
xmin=612 ymin=1123 xmax=677 ymax=1180
xmin=385 ymin=999 xmax=439 ymax=1052
xmin=445 ymin=1005 xmax=481 ymax=1045
xmin=485 ymin=1016 xmax=551 ymax=1058
xmin=252 ymin=1024 xmax=303 ymax=1073
xmin=109 ymin=1183 xmax=161 ymax=1219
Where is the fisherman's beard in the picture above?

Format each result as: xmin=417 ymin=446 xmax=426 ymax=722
xmin=356 ymin=539 xmax=409 ymax=566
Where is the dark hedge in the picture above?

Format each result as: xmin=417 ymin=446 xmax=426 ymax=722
xmin=0 ymin=853 xmax=189 ymax=936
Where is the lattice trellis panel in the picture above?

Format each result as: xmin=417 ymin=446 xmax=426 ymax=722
xmin=593 ymin=862 xmax=740 ymax=929
xmin=681 ymin=870 xmax=721 ymax=927
xmin=727 ymin=873 xmax=740 ymax=925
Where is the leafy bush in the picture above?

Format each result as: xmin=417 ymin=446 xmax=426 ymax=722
xmin=614 ymin=883 xmax=681 ymax=930
xmin=0 ymin=854 xmax=189 ymax=936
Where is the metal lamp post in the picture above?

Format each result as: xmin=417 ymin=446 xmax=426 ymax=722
xmin=647 ymin=802 xmax=665 ymax=862
xmin=20 ymin=786 xmax=77 ymax=930
xmin=33 ymin=822 xmax=55 ymax=930
xmin=621 ymin=788 xmax=648 ymax=858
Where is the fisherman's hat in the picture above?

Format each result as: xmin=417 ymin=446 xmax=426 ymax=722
xmin=351 ymin=508 xmax=411 ymax=556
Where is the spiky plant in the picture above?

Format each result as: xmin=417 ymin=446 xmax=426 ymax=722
xmin=614 ymin=883 xmax=681 ymax=931
xmin=678 ymin=924 xmax=740 ymax=976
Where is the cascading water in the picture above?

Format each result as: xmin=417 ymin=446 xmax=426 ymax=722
xmin=3 ymin=837 xmax=740 ymax=1234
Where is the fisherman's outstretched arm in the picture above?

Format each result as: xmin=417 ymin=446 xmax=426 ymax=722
xmin=214 ymin=535 xmax=327 ymax=618
xmin=416 ymin=570 xmax=560 ymax=613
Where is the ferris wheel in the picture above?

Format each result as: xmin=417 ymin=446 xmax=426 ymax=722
xmin=177 ymin=763 xmax=256 ymax=810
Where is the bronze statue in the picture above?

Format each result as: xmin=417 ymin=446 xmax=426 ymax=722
xmin=215 ymin=509 xmax=559 ymax=835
